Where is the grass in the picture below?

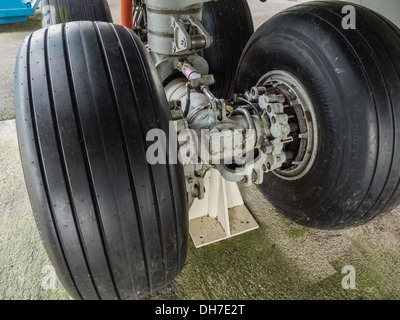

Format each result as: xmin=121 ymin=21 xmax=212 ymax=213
xmin=170 ymin=221 xmax=400 ymax=300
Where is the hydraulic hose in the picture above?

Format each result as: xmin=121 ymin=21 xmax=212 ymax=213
xmin=121 ymin=0 xmax=133 ymax=30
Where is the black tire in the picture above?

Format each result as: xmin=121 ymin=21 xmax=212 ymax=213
xmin=235 ymin=1 xmax=400 ymax=229
xmin=201 ymin=0 xmax=254 ymax=99
xmin=14 ymin=21 xmax=188 ymax=299
xmin=41 ymin=0 xmax=113 ymax=27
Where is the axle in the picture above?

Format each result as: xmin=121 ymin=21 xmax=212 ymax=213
xmin=165 ymin=63 xmax=294 ymax=189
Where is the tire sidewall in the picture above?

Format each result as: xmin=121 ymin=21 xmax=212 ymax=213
xmin=235 ymin=13 xmax=378 ymax=228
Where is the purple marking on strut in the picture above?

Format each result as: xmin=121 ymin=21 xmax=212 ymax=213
xmin=184 ymin=66 xmax=197 ymax=79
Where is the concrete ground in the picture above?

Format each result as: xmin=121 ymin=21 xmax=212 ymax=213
xmin=1 ymin=0 xmax=400 ymax=300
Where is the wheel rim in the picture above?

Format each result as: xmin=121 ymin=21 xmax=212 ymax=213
xmin=257 ymin=70 xmax=318 ymax=181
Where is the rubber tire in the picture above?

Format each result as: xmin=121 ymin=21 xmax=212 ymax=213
xmin=234 ymin=1 xmax=400 ymax=230
xmin=201 ymin=0 xmax=254 ymax=99
xmin=14 ymin=21 xmax=188 ymax=299
xmin=41 ymin=0 xmax=113 ymax=27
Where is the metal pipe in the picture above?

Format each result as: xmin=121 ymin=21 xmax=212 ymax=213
xmin=231 ymin=107 xmax=255 ymax=131
xmin=237 ymin=97 xmax=261 ymax=119
xmin=180 ymin=62 xmax=201 ymax=80
xmin=202 ymin=86 xmax=215 ymax=101
xmin=184 ymin=83 xmax=191 ymax=118
xmin=179 ymin=62 xmax=216 ymax=102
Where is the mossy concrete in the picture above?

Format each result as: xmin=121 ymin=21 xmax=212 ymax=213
xmin=3 ymin=113 xmax=400 ymax=300
xmin=0 ymin=120 xmax=70 ymax=299
xmin=1 ymin=0 xmax=400 ymax=300
xmin=163 ymin=190 xmax=400 ymax=300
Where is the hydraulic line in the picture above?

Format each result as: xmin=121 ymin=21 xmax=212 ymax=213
xmin=121 ymin=0 xmax=133 ymax=30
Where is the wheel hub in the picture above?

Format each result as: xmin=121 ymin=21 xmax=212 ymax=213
xmin=256 ymin=70 xmax=318 ymax=181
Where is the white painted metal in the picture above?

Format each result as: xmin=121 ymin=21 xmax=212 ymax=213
xmin=189 ymin=168 xmax=259 ymax=248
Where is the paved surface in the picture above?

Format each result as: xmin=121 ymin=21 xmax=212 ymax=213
xmin=1 ymin=0 xmax=400 ymax=300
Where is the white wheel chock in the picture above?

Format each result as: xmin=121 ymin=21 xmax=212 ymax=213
xmin=188 ymin=168 xmax=259 ymax=248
